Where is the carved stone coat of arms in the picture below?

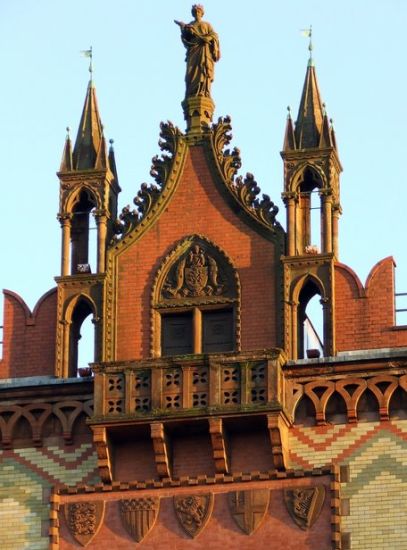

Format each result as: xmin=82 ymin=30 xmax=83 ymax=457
xmin=64 ymin=501 xmax=105 ymax=547
xmin=174 ymin=493 xmax=214 ymax=538
xmin=119 ymin=497 xmax=160 ymax=542
xmin=284 ymin=485 xmax=325 ymax=530
xmin=228 ymin=489 xmax=270 ymax=535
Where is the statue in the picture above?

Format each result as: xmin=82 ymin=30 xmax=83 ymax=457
xmin=175 ymin=5 xmax=220 ymax=99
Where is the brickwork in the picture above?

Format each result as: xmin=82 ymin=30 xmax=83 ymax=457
xmin=0 ymin=289 xmax=57 ymax=378
xmin=289 ymin=419 xmax=407 ymax=549
xmin=114 ymin=146 xmax=279 ymax=360
xmin=0 ymin=443 xmax=98 ymax=550
xmin=335 ymin=258 xmax=407 ymax=352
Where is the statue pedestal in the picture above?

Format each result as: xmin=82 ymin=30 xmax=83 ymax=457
xmin=182 ymin=96 xmax=215 ymax=133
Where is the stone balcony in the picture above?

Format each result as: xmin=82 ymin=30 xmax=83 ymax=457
xmin=91 ymin=349 xmax=286 ymax=422
xmin=89 ymin=350 xmax=290 ymax=483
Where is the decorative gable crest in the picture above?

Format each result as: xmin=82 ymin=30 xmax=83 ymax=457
xmin=154 ymin=236 xmax=239 ymax=307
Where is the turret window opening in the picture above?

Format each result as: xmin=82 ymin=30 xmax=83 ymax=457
xmin=298 ymin=168 xmax=322 ymax=254
xmin=69 ymin=299 xmax=95 ymax=377
xmin=298 ymin=280 xmax=324 ymax=359
xmin=70 ymin=190 xmax=97 ymax=274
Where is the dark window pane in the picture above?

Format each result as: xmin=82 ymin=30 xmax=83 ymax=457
xmin=202 ymin=310 xmax=234 ymax=353
xmin=162 ymin=313 xmax=193 ymax=356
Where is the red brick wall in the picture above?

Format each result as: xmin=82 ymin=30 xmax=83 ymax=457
xmin=0 ymin=288 xmax=57 ymax=378
xmin=115 ymin=146 xmax=279 ymax=360
xmin=335 ymin=257 xmax=407 ymax=351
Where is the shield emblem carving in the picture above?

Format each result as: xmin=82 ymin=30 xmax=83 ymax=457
xmin=174 ymin=493 xmax=214 ymax=538
xmin=64 ymin=501 xmax=105 ymax=547
xmin=185 ymin=266 xmax=208 ymax=294
xmin=119 ymin=498 xmax=160 ymax=542
xmin=284 ymin=485 xmax=325 ymax=530
xmin=228 ymin=489 xmax=270 ymax=535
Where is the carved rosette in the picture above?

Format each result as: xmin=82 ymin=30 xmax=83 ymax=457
xmin=174 ymin=494 xmax=214 ymax=538
xmin=64 ymin=501 xmax=105 ymax=547
xmin=120 ymin=498 xmax=160 ymax=542
xmin=284 ymin=485 xmax=325 ymax=530
xmin=228 ymin=489 xmax=270 ymax=535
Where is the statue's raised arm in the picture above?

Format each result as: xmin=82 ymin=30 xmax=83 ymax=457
xmin=175 ymin=5 xmax=220 ymax=99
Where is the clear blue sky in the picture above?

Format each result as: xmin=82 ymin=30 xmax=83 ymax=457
xmin=1 ymin=0 xmax=406 ymax=319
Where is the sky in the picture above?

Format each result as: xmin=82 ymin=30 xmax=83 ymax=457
xmin=1 ymin=0 xmax=407 ymax=324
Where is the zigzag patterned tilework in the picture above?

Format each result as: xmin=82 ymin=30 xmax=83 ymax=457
xmin=0 ymin=443 xmax=98 ymax=550
xmin=289 ymin=419 xmax=407 ymax=550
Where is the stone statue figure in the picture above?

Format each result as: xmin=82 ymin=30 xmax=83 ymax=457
xmin=175 ymin=5 xmax=220 ymax=98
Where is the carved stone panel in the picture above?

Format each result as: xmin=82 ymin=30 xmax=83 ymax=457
xmin=163 ymin=245 xmax=226 ymax=299
xmin=119 ymin=498 xmax=160 ymax=542
xmin=64 ymin=501 xmax=105 ymax=547
xmin=228 ymin=489 xmax=270 ymax=535
xmin=284 ymin=485 xmax=325 ymax=530
xmin=174 ymin=493 xmax=214 ymax=538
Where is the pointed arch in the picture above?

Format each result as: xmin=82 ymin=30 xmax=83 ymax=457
xmin=292 ymin=274 xmax=326 ymax=359
xmin=289 ymin=162 xmax=326 ymax=194
xmin=63 ymin=294 xmax=97 ymax=377
xmin=151 ymin=235 xmax=241 ymax=357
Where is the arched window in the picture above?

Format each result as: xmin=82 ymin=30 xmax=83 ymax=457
xmin=70 ymin=189 xmax=97 ymax=274
xmin=152 ymin=237 xmax=240 ymax=357
xmin=297 ymin=279 xmax=324 ymax=359
xmin=69 ymin=298 xmax=95 ymax=377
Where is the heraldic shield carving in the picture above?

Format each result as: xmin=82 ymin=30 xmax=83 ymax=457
xmin=174 ymin=493 xmax=214 ymax=538
xmin=64 ymin=501 xmax=105 ymax=547
xmin=228 ymin=489 xmax=270 ymax=535
xmin=119 ymin=498 xmax=160 ymax=542
xmin=284 ymin=485 xmax=325 ymax=530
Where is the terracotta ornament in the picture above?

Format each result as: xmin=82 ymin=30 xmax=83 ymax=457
xmin=174 ymin=493 xmax=214 ymax=538
xmin=119 ymin=498 xmax=160 ymax=542
xmin=64 ymin=501 xmax=105 ymax=547
xmin=284 ymin=485 xmax=325 ymax=530
xmin=228 ymin=489 xmax=270 ymax=535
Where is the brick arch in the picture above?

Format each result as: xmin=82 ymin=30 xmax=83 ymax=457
xmin=291 ymin=273 xmax=327 ymax=304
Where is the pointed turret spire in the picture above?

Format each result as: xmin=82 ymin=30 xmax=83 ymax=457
xmin=283 ymin=106 xmax=296 ymax=151
xmin=72 ymin=79 xmax=105 ymax=170
xmin=294 ymin=61 xmax=325 ymax=149
xmin=59 ymin=127 xmax=73 ymax=171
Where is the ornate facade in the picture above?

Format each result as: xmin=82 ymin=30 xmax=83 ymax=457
xmin=1 ymin=7 xmax=406 ymax=550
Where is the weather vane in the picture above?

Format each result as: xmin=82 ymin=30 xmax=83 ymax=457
xmin=80 ymin=46 xmax=93 ymax=79
xmin=300 ymin=26 xmax=313 ymax=65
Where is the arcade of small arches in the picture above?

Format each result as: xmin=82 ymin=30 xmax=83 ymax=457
xmin=290 ymin=374 xmax=407 ymax=425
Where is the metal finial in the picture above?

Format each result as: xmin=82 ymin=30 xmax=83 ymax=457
xmin=66 ymin=126 xmax=70 ymax=139
xmin=301 ymin=26 xmax=313 ymax=66
xmin=287 ymin=106 xmax=292 ymax=119
xmin=109 ymin=138 xmax=114 ymax=146
xmin=322 ymin=102 xmax=326 ymax=116
xmin=330 ymin=118 xmax=335 ymax=130
xmin=81 ymin=46 xmax=93 ymax=80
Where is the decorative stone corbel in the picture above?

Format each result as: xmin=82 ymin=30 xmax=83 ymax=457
xmin=208 ymin=417 xmax=229 ymax=473
xmin=267 ymin=411 xmax=290 ymax=470
xmin=92 ymin=425 xmax=113 ymax=484
xmin=150 ymin=422 xmax=171 ymax=478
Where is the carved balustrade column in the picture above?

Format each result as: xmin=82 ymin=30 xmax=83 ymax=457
xmin=282 ymin=192 xmax=297 ymax=256
xmin=320 ymin=189 xmax=333 ymax=254
xmin=58 ymin=213 xmax=72 ymax=276
xmin=95 ymin=211 xmax=108 ymax=273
